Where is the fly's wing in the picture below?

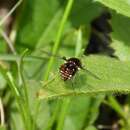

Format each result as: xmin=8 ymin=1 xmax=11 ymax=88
xmin=81 ymin=67 xmax=100 ymax=80
xmin=40 ymin=50 xmax=66 ymax=61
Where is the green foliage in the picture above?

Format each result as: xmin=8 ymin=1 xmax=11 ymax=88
xmin=15 ymin=0 xmax=62 ymax=50
xmin=96 ymin=0 xmax=130 ymax=17
xmin=0 ymin=126 xmax=6 ymax=130
xmin=38 ymin=55 xmax=130 ymax=99
xmin=0 ymin=0 xmax=130 ymax=130
xmin=111 ymin=12 xmax=130 ymax=61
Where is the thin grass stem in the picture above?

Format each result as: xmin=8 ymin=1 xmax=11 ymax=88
xmin=44 ymin=0 xmax=74 ymax=80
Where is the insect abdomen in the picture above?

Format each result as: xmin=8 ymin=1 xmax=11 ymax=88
xmin=60 ymin=64 xmax=77 ymax=81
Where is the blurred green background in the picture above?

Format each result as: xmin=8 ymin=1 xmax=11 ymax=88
xmin=0 ymin=0 xmax=130 ymax=130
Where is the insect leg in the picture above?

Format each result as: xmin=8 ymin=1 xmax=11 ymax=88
xmin=40 ymin=50 xmax=67 ymax=61
xmin=81 ymin=67 xmax=101 ymax=80
xmin=70 ymin=77 xmax=78 ymax=96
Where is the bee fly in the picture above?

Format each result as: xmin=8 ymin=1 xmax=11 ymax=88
xmin=60 ymin=57 xmax=82 ymax=81
xmin=41 ymin=50 xmax=100 ymax=81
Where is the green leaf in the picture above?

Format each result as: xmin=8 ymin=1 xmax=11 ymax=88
xmin=38 ymin=55 xmax=130 ymax=100
xmin=0 ymin=54 xmax=47 ymax=61
xmin=111 ymin=12 xmax=130 ymax=61
xmin=111 ymin=39 xmax=130 ymax=61
xmin=15 ymin=0 xmax=61 ymax=51
xmin=15 ymin=0 xmax=104 ymax=52
xmin=27 ymin=80 xmax=50 ymax=130
xmin=85 ymin=126 xmax=97 ymax=130
xmin=10 ymin=111 xmax=24 ymax=130
xmin=96 ymin=0 xmax=130 ymax=17
xmin=82 ymin=95 xmax=105 ymax=126
xmin=63 ymin=97 xmax=92 ymax=130
xmin=0 ymin=38 xmax=7 ymax=53
xmin=0 ymin=126 xmax=6 ymax=130
xmin=0 ymin=73 xmax=6 ymax=89
xmin=63 ymin=95 xmax=104 ymax=130
xmin=69 ymin=0 xmax=103 ymax=27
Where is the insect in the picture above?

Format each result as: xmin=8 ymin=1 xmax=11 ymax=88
xmin=60 ymin=57 xmax=82 ymax=81
xmin=41 ymin=50 xmax=100 ymax=81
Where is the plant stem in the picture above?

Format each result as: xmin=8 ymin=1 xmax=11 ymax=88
xmin=0 ymin=68 xmax=26 ymax=128
xmin=0 ymin=0 xmax=23 ymax=26
xmin=19 ymin=49 xmax=32 ymax=130
xmin=43 ymin=1 xmax=74 ymax=130
xmin=44 ymin=0 xmax=74 ymax=80
xmin=56 ymin=28 xmax=82 ymax=130
xmin=45 ymin=101 xmax=61 ymax=130
xmin=0 ymin=98 xmax=5 ymax=126
xmin=107 ymin=96 xmax=127 ymax=121
xmin=75 ymin=28 xmax=82 ymax=57
xmin=56 ymin=99 xmax=70 ymax=130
